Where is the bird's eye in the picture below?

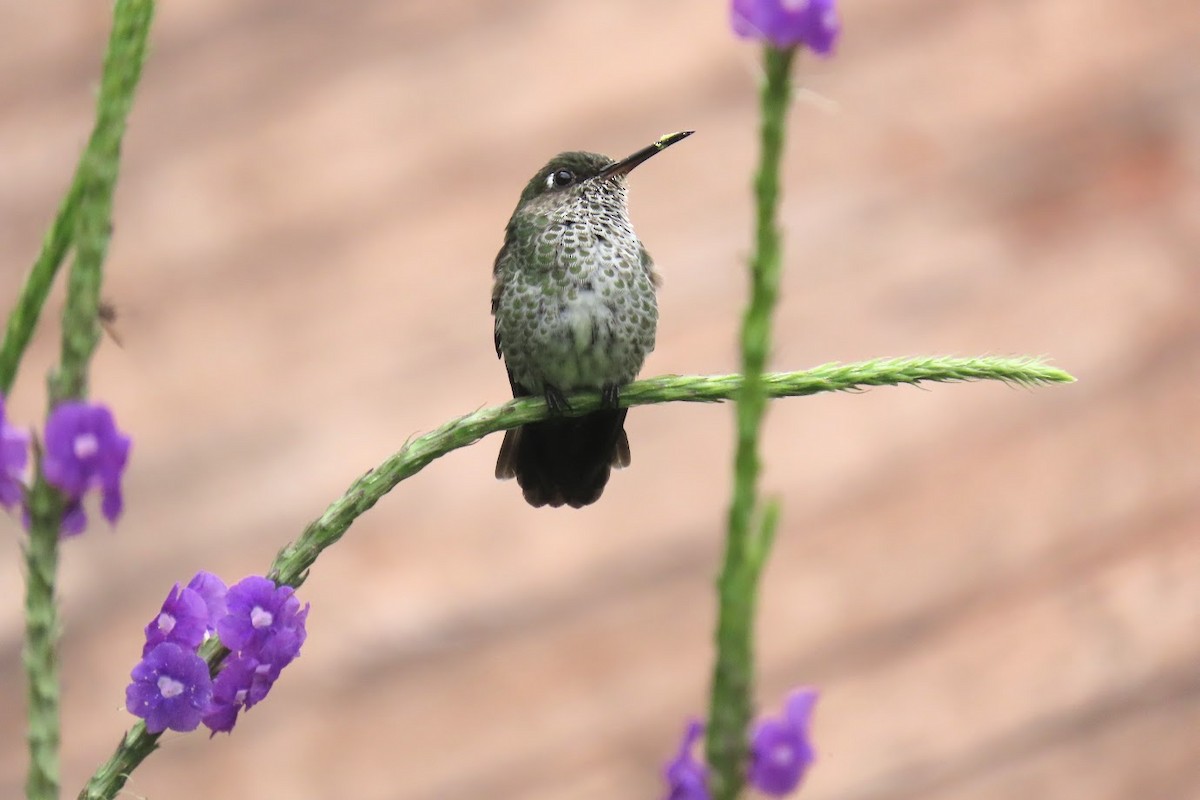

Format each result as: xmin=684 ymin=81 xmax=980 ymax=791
xmin=548 ymin=169 xmax=575 ymax=189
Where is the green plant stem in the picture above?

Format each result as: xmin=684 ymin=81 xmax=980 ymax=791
xmin=24 ymin=468 xmax=64 ymax=800
xmin=50 ymin=0 xmax=153 ymax=402
xmin=707 ymin=45 xmax=794 ymax=800
xmin=77 ymin=355 xmax=1072 ymax=800
xmin=1 ymin=0 xmax=151 ymax=398
xmin=268 ymin=358 xmax=1067 ymax=587
xmin=22 ymin=3 xmax=155 ymax=800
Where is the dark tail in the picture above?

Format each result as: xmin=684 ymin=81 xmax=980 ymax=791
xmin=495 ymin=409 xmax=631 ymax=508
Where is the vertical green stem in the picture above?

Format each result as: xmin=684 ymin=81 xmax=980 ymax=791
xmin=706 ymin=46 xmax=794 ymax=800
xmin=23 ymin=468 xmax=64 ymax=800
xmin=21 ymin=3 xmax=155 ymax=799
xmin=50 ymin=0 xmax=154 ymax=403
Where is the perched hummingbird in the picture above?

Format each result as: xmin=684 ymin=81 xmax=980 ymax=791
xmin=491 ymin=130 xmax=693 ymax=508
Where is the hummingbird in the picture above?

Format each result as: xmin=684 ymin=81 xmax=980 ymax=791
xmin=491 ymin=130 xmax=693 ymax=508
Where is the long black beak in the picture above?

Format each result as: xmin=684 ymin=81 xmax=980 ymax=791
xmin=597 ymin=130 xmax=694 ymax=180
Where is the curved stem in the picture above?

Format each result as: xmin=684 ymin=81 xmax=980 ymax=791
xmin=77 ymin=355 xmax=1072 ymax=800
xmin=77 ymin=357 xmax=1070 ymax=800
xmin=268 ymin=357 xmax=1069 ymax=587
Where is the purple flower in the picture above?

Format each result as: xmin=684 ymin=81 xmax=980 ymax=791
xmin=125 ymin=573 xmax=308 ymax=736
xmin=125 ymin=642 xmax=214 ymax=734
xmin=222 ymin=652 xmax=278 ymax=707
xmin=200 ymin=694 xmax=241 ymax=736
xmin=41 ymin=401 xmax=131 ymax=528
xmin=663 ymin=719 xmax=710 ymax=800
xmin=186 ymin=570 xmax=229 ymax=633
xmin=732 ymin=0 xmax=840 ymax=55
xmin=143 ymin=584 xmax=210 ymax=657
xmin=218 ymin=576 xmax=308 ymax=666
xmin=59 ymin=499 xmax=87 ymax=538
xmin=0 ymin=395 xmax=30 ymax=510
xmin=202 ymin=653 xmax=275 ymax=735
xmin=748 ymin=688 xmax=818 ymax=796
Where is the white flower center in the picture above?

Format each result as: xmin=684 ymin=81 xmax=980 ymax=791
xmin=781 ymin=0 xmax=810 ymax=11
xmin=770 ymin=742 xmax=795 ymax=766
xmin=234 ymin=688 xmax=248 ymax=704
xmin=250 ymin=606 xmax=273 ymax=629
xmin=158 ymin=675 xmax=185 ymax=699
xmin=822 ymin=9 xmax=838 ymax=30
xmin=73 ymin=433 xmax=99 ymax=460
xmin=156 ymin=613 xmax=176 ymax=634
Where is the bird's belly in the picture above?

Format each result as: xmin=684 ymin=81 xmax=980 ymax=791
xmin=503 ymin=273 xmax=657 ymax=393
xmin=543 ymin=291 xmax=622 ymax=389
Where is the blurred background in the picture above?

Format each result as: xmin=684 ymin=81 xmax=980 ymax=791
xmin=1 ymin=1 xmax=1198 ymax=798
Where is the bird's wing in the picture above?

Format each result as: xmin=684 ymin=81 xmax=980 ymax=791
xmin=492 ymin=294 xmax=503 ymax=358
xmin=640 ymin=244 xmax=663 ymax=288
xmin=491 ymin=225 xmax=515 ymax=359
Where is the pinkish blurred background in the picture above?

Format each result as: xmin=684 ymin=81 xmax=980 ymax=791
xmin=1 ymin=1 xmax=1198 ymax=798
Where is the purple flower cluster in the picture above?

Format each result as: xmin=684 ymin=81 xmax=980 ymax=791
xmin=126 ymin=572 xmax=309 ymax=735
xmin=205 ymin=576 xmax=309 ymax=734
xmin=732 ymin=0 xmax=841 ymax=55
xmin=0 ymin=396 xmax=131 ymax=537
xmin=662 ymin=688 xmax=818 ymax=799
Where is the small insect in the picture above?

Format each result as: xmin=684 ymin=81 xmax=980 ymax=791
xmin=98 ymin=300 xmax=123 ymax=347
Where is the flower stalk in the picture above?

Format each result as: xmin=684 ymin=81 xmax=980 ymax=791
xmin=706 ymin=45 xmax=795 ymax=800
xmin=20 ymin=3 xmax=155 ymax=799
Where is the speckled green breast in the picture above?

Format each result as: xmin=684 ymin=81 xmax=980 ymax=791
xmin=494 ymin=185 xmax=658 ymax=394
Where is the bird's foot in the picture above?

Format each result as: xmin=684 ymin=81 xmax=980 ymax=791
xmin=544 ymin=385 xmax=571 ymax=415
xmin=600 ymin=383 xmax=621 ymax=410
